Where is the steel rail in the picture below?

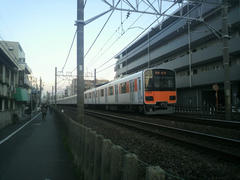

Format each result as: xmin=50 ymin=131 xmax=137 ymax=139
xmin=85 ymin=110 xmax=240 ymax=160
xmin=58 ymin=105 xmax=240 ymax=130
xmin=158 ymin=114 xmax=240 ymax=130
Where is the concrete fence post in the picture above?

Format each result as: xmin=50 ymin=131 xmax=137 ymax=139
xmin=84 ymin=128 xmax=91 ymax=180
xmin=68 ymin=121 xmax=74 ymax=152
xmin=72 ymin=124 xmax=79 ymax=163
xmin=122 ymin=153 xmax=139 ymax=180
xmin=145 ymin=166 xmax=165 ymax=180
xmin=110 ymin=145 xmax=125 ymax=180
xmin=76 ymin=124 xmax=84 ymax=167
xmin=93 ymin=134 xmax=104 ymax=180
xmin=78 ymin=125 xmax=85 ymax=174
xmin=87 ymin=130 xmax=96 ymax=180
xmin=100 ymin=139 xmax=113 ymax=180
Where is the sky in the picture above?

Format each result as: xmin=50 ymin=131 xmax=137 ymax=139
xmin=0 ymin=0 xmax=179 ymax=94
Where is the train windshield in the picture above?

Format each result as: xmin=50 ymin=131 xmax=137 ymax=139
xmin=144 ymin=69 xmax=175 ymax=91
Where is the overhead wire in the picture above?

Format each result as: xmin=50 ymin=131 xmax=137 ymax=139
xmin=61 ymin=30 xmax=77 ymax=72
xmin=95 ymin=0 xmax=157 ymax=71
xmin=97 ymin=0 xmax=179 ymax=74
xmin=84 ymin=0 xmax=121 ymax=59
xmin=86 ymin=0 xmax=146 ymax=68
xmin=85 ymin=14 xmax=129 ymax=68
xmin=70 ymin=0 xmax=121 ymax=74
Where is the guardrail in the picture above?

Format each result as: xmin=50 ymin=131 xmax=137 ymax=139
xmin=175 ymin=105 xmax=240 ymax=120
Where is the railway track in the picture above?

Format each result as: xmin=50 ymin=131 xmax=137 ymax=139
xmin=84 ymin=110 xmax=240 ymax=160
xmin=154 ymin=114 xmax=240 ymax=130
xmin=57 ymin=106 xmax=240 ymax=160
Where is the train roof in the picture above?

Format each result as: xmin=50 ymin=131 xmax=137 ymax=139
xmin=84 ymin=68 xmax=174 ymax=94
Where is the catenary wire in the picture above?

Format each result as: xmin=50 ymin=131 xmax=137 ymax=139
xmin=86 ymin=0 xmax=147 ymax=68
xmin=91 ymin=0 xmax=156 ymax=69
xmin=84 ymin=0 xmax=121 ymax=59
xmin=61 ymin=30 xmax=77 ymax=72
xmin=97 ymin=0 xmax=179 ymax=74
xmin=70 ymin=0 xmax=121 ymax=74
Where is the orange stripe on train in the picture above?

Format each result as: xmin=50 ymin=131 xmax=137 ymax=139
xmin=144 ymin=91 xmax=177 ymax=104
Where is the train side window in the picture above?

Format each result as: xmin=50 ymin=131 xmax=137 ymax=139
xmin=138 ymin=79 xmax=141 ymax=91
xmin=119 ymin=84 xmax=121 ymax=94
xmin=85 ymin=94 xmax=87 ymax=99
xmin=126 ymin=82 xmax=129 ymax=93
xmin=120 ymin=82 xmax=127 ymax=93
xmin=108 ymin=86 xmax=114 ymax=96
xmin=134 ymin=79 xmax=138 ymax=91
xmin=101 ymin=89 xmax=104 ymax=97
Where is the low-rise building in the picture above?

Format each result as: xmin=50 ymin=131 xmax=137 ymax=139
xmin=0 ymin=41 xmax=34 ymax=129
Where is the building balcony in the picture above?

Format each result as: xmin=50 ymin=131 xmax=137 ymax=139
xmin=14 ymin=87 xmax=30 ymax=102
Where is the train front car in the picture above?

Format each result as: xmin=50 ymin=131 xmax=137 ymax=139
xmin=143 ymin=68 xmax=176 ymax=114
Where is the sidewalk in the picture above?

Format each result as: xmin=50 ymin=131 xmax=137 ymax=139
xmin=0 ymin=112 xmax=77 ymax=180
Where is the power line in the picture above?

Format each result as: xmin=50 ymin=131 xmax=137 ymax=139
xmin=97 ymin=1 xmax=178 ymax=73
xmin=86 ymin=0 xmax=147 ymax=68
xmin=71 ymin=0 xmax=121 ymax=73
xmin=90 ymin=0 xmax=156 ymax=70
xmin=84 ymin=0 xmax=88 ymax=8
xmin=84 ymin=1 xmax=120 ymax=59
xmin=61 ymin=30 xmax=77 ymax=72
xmin=85 ymin=13 xmax=129 ymax=68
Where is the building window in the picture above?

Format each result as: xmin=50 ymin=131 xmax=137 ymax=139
xmin=5 ymin=68 xmax=9 ymax=84
xmin=4 ymin=99 xmax=8 ymax=110
xmin=0 ymin=64 xmax=2 ymax=83
xmin=193 ymin=69 xmax=198 ymax=75
xmin=11 ymin=71 xmax=14 ymax=85
xmin=0 ymin=98 xmax=2 ymax=111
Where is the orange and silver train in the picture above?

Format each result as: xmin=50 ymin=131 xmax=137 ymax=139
xmin=57 ymin=68 xmax=177 ymax=114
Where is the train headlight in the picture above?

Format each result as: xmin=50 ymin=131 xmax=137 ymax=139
xmin=145 ymin=96 xmax=154 ymax=101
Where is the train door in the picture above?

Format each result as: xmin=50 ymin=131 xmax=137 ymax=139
xmin=105 ymin=88 xmax=108 ymax=104
xmin=130 ymin=80 xmax=134 ymax=104
xmin=94 ymin=90 xmax=96 ymax=104
xmin=138 ymin=77 xmax=142 ymax=103
xmin=92 ymin=92 xmax=94 ymax=104
xmin=115 ymin=84 xmax=118 ymax=104
xmin=97 ymin=90 xmax=100 ymax=104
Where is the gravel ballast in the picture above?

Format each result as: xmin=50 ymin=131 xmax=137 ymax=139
xmin=83 ymin=114 xmax=240 ymax=179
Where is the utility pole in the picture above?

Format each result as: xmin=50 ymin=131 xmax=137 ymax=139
xmin=148 ymin=31 xmax=150 ymax=68
xmin=55 ymin=67 xmax=57 ymax=106
xmin=76 ymin=0 xmax=84 ymax=124
xmin=222 ymin=0 xmax=231 ymax=120
xmin=40 ymin=77 xmax=42 ymax=105
xmin=94 ymin=69 xmax=96 ymax=88
xmin=52 ymin=86 xmax=54 ymax=104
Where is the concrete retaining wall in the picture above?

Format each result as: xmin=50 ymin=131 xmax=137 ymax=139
xmin=56 ymin=108 xmax=167 ymax=180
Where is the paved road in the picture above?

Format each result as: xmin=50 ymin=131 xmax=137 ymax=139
xmin=0 ymin=112 xmax=77 ymax=180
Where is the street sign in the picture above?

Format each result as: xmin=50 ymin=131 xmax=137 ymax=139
xmin=212 ymin=84 xmax=219 ymax=91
